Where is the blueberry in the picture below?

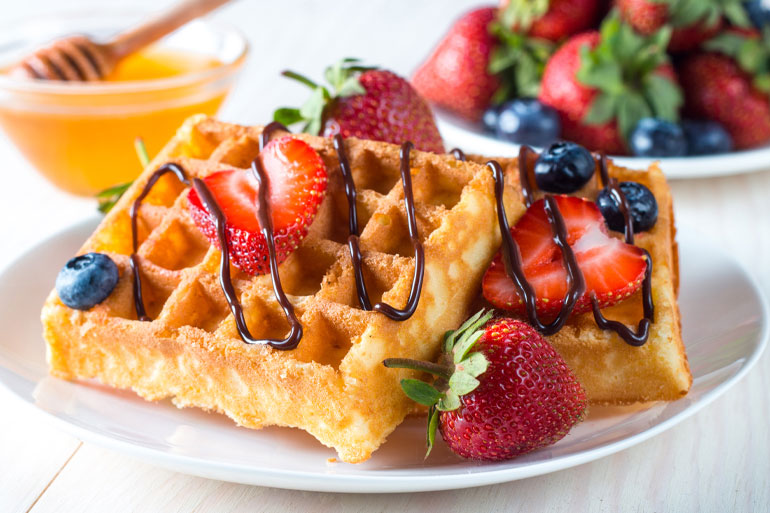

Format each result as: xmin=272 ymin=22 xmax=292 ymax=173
xmin=596 ymin=181 xmax=658 ymax=233
xmin=681 ymin=120 xmax=733 ymax=155
xmin=495 ymin=98 xmax=560 ymax=147
xmin=56 ymin=253 xmax=119 ymax=310
xmin=482 ymin=106 xmax=499 ymax=134
xmin=629 ymin=118 xmax=687 ymax=157
xmin=744 ymin=1 xmax=770 ymax=28
xmin=534 ymin=141 xmax=595 ymax=193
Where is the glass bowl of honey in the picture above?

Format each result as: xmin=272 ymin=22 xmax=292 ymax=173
xmin=0 ymin=10 xmax=248 ymax=196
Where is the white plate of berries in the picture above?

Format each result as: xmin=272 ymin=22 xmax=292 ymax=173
xmin=0 ymin=218 xmax=766 ymax=493
xmin=414 ymin=3 xmax=770 ymax=179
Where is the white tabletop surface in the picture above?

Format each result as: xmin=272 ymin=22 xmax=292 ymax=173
xmin=1 ymin=1 xmax=769 ymax=511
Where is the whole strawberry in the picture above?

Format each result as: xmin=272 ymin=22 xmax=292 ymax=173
xmin=538 ymin=16 xmax=682 ymax=155
xmin=275 ymin=58 xmax=443 ymax=153
xmin=412 ymin=7 xmax=500 ymax=122
xmin=679 ymin=29 xmax=770 ymax=149
xmin=499 ymin=0 xmax=601 ymax=42
xmin=616 ymin=0 xmax=750 ymax=53
xmin=384 ymin=310 xmax=587 ymax=461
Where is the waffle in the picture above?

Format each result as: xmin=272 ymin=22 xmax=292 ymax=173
xmin=42 ymin=116 xmax=690 ymax=463
xmin=467 ymin=153 xmax=691 ymax=404
xmin=41 ymin=115 xmax=512 ymax=463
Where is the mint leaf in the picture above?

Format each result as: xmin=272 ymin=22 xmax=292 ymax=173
xmin=400 ymin=379 xmax=441 ymax=406
xmin=273 ymin=107 xmax=304 ymax=126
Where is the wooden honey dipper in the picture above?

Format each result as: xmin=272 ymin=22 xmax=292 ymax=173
xmin=9 ymin=0 xmax=232 ymax=81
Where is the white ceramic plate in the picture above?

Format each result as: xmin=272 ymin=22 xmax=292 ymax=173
xmin=436 ymin=110 xmax=770 ymax=180
xmin=0 ymin=218 xmax=766 ymax=493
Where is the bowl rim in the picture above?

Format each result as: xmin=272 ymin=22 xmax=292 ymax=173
xmin=0 ymin=8 xmax=249 ymax=96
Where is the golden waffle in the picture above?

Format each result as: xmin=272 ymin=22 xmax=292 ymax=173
xmin=41 ymin=115 xmax=512 ymax=463
xmin=467 ymin=153 xmax=691 ymax=404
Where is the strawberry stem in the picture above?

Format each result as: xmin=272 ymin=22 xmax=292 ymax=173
xmin=383 ymin=358 xmax=451 ymax=380
xmin=281 ymin=70 xmax=320 ymax=90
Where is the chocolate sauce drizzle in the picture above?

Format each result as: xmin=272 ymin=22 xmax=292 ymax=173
xmin=590 ymin=153 xmax=654 ymax=346
xmin=129 ymin=120 xmax=303 ymax=350
xmin=449 ymin=148 xmax=466 ymax=161
xmin=130 ymin=163 xmax=190 ymax=321
xmin=333 ymin=135 xmax=425 ymax=321
xmin=488 ymin=161 xmax=585 ymax=336
xmin=190 ymin=157 xmax=302 ymax=350
xmin=517 ymin=146 xmax=535 ymax=207
xmin=481 ymin=147 xmax=655 ymax=345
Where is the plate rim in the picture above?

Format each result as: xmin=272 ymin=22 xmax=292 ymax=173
xmin=0 ymin=218 xmax=767 ymax=493
xmin=435 ymin=109 xmax=770 ymax=180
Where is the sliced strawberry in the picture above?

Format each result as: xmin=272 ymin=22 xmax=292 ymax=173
xmin=187 ymin=136 xmax=327 ymax=275
xmin=482 ymin=195 xmax=646 ymax=317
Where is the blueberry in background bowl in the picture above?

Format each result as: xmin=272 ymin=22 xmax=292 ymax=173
xmin=534 ymin=141 xmax=595 ymax=193
xmin=629 ymin=118 xmax=687 ymax=157
xmin=495 ymin=98 xmax=561 ymax=148
xmin=682 ymin=120 xmax=733 ymax=155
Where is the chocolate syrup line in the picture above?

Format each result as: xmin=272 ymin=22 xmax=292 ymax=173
xmin=332 ymin=135 xmax=425 ymax=321
xmin=488 ymin=160 xmax=586 ymax=336
xmin=517 ymin=145 xmax=535 ymax=208
xmin=190 ymin=162 xmax=302 ymax=350
xmin=130 ymin=163 xmax=190 ymax=321
xmin=597 ymin=153 xmax=634 ymax=244
xmin=449 ymin=148 xmax=466 ymax=161
xmin=129 ymin=123 xmax=301 ymax=349
xmin=260 ymin=121 xmax=289 ymax=151
xmin=591 ymin=153 xmax=654 ymax=345
xmin=591 ymin=250 xmax=653 ymax=346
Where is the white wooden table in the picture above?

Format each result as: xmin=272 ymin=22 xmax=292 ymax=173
xmin=1 ymin=1 xmax=769 ymax=511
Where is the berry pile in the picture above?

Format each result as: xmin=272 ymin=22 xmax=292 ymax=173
xmin=413 ymin=1 xmax=770 ymax=156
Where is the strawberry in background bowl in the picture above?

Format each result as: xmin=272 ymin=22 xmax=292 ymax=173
xmin=414 ymin=1 xmax=770 ymax=179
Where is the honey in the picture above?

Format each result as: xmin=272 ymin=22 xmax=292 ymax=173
xmin=0 ymin=46 xmax=236 ymax=196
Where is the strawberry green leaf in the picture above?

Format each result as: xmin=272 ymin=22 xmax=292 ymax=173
xmin=578 ymin=16 xmax=681 ymax=141
xmin=723 ymin=2 xmax=751 ymax=27
xmin=281 ymin=70 xmax=320 ymax=90
xmin=336 ymin=76 xmax=366 ymax=98
xmin=755 ymin=73 xmax=770 ymax=93
xmin=644 ymin=75 xmax=683 ymax=121
xmin=583 ymin=93 xmax=619 ymax=125
xmin=437 ymin=389 xmax=460 ymax=411
xmin=704 ymin=32 xmax=746 ymax=56
xmin=488 ymin=22 xmax=554 ymax=102
xmin=425 ymin=405 xmax=439 ymax=457
xmin=453 ymin=330 xmax=484 ymax=364
xmin=499 ymin=0 xmax=549 ymax=32
xmin=448 ymin=371 xmax=480 ymax=396
xmin=300 ymin=87 xmax=327 ymax=136
xmin=400 ymin=379 xmax=441 ymax=406
xmin=576 ymin=47 xmax=623 ymax=92
xmin=617 ymin=93 xmax=652 ymax=140
xmin=273 ymin=108 xmax=304 ymax=126
xmin=452 ymin=310 xmax=494 ymax=362
xmin=461 ymin=352 xmax=489 ymax=378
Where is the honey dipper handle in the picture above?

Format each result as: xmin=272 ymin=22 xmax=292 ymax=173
xmin=107 ymin=0 xmax=233 ymax=60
